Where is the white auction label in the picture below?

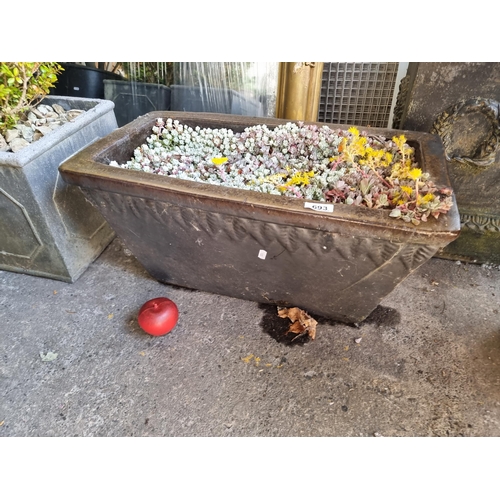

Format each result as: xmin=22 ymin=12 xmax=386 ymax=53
xmin=304 ymin=202 xmax=334 ymax=213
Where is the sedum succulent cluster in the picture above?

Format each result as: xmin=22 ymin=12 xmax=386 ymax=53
xmin=110 ymin=118 xmax=454 ymax=225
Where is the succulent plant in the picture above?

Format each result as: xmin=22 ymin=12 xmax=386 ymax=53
xmin=110 ymin=118 xmax=454 ymax=225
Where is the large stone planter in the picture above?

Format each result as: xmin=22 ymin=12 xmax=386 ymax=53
xmin=59 ymin=112 xmax=460 ymax=323
xmin=0 ymin=96 xmax=117 ymax=282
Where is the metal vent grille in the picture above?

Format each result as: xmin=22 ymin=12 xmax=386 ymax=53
xmin=318 ymin=62 xmax=400 ymax=127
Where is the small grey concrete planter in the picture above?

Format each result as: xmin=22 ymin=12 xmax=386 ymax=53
xmin=59 ymin=112 xmax=460 ymax=323
xmin=0 ymin=96 xmax=117 ymax=282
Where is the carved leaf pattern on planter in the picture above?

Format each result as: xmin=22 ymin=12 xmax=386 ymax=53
xmin=85 ymin=189 xmax=442 ymax=321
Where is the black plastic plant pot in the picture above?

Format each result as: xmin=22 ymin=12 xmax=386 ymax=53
xmin=230 ymin=90 xmax=264 ymax=117
xmin=170 ymin=85 xmax=265 ymax=117
xmin=51 ymin=63 xmax=124 ymax=100
xmin=170 ymin=85 xmax=233 ymax=113
xmin=58 ymin=112 xmax=461 ymax=323
xmin=104 ymin=80 xmax=171 ymax=127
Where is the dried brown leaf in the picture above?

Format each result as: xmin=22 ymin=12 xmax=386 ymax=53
xmin=277 ymin=307 xmax=318 ymax=340
xmin=288 ymin=321 xmax=306 ymax=334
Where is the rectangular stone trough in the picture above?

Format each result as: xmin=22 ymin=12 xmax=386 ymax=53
xmin=58 ymin=112 xmax=460 ymax=322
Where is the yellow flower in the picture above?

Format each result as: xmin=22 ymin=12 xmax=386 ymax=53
xmin=408 ymin=168 xmax=422 ymax=180
xmin=392 ymin=135 xmax=407 ymax=149
xmin=420 ymin=193 xmax=435 ymax=204
xmin=348 ymin=127 xmax=360 ymax=136
xmin=401 ymin=186 xmax=413 ymax=196
xmin=344 ymin=136 xmax=367 ymax=161
xmin=289 ymin=171 xmax=314 ymax=185
xmin=280 ymin=171 xmax=315 ymax=190
xmin=211 ymin=157 xmax=228 ymax=165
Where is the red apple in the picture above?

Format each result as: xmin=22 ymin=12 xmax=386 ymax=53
xmin=138 ymin=297 xmax=179 ymax=336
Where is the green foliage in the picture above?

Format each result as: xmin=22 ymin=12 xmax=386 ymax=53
xmin=0 ymin=62 xmax=63 ymax=134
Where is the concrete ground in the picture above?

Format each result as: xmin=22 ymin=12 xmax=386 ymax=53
xmin=1 ymin=236 xmax=500 ymax=437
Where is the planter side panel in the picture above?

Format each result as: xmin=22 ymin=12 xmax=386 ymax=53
xmin=0 ymin=159 xmax=70 ymax=279
xmin=82 ymin=188 xmax=440 ymax=323
xmin=0 ymin=98 xmax=117 ymax=282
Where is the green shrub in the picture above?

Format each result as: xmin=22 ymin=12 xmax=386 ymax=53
xmin=0 ymin=62 xmax=63 ymax=134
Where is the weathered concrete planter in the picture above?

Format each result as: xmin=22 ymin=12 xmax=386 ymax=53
xmin=0 ymin=96 xmax=117 ymax=282
xmin=59 ymin=112 xmax=460 ymax=323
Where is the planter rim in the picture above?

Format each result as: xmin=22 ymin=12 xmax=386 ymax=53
xmin=59 ymin=111 xmax=461 ymax=245
xmin=0 ymin=96 xmax=115 ymax=168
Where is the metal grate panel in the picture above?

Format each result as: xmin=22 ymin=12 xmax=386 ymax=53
xmin=318 ymin=62 xmax=400 ymax=127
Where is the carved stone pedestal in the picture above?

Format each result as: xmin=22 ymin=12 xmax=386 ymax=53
xmin=395 ymin=62 xmax=500 ymax=264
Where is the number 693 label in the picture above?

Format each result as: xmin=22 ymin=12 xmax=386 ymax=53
xmin=304 ymin=202 xmax=334 ymax=213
